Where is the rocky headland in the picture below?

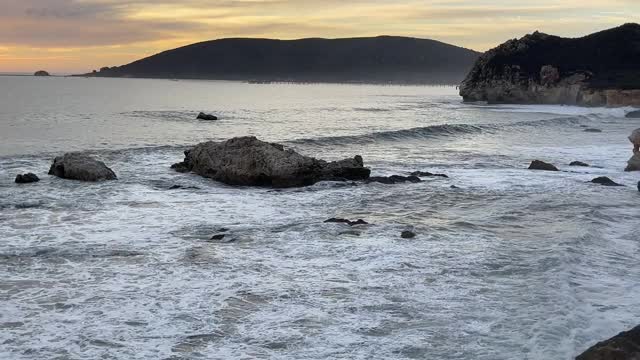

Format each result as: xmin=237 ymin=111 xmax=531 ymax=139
xmin=460 ymin=23 xmax=640 ymax=106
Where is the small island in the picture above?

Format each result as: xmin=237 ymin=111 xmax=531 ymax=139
xmin=33 ymin=70 xmax=50 ymax=76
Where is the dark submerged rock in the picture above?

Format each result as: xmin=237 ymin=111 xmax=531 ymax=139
xmin=172 ymin=136 xmax=370 ymax=188
xmin=626 ymin=110 xmax=640 ymax=118
xmin=367 ymin=175 xmax=422 ymax=184
xmin=15 ymin=173 xmax=40 ymax=184
xmin=410 ymin=171 xmax=449 ymax=178
xmin=197 ymin=112 xmax=218 ymax=120
xmin=570 ymin=161 xmax=590 ymax=167
xmin=584 ymin=128 xmax=603 ymax=133
xmin=528 ymin=160 xmax=559 ymax=171
xmin=210 ymin=234 xmax=225 ymax=240
xmin=575 ymin=325 xmax=640 ymax=360
xmin=591 ymin=177 xmax=624 ymax=187
xmin=48 ymin=153 xmax=117 ymax=181
xmin=324 ymin=218 xmax=368 ymax=226
xmin=401 ymin=231 xmax=416 ymax=239
xmin=637 ymin=181 xmax=640 ymax=192
xmin=168 ymin=185 xmax=200 ymax=190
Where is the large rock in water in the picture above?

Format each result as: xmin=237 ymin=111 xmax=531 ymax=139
xmin=459 ymin=24 xmax=640 ymax=106
xmin=626 ymin=154 xmax=640 ymax=172
xmin=576 ymin=325 xmax=640 ymax=360
xmin=528 ymin=160 xmax=559 ymax=171
xmin=48 ymin=153 xmax=117 ymax=181
xmin=171 ymin=136 xmax=370 ymax=187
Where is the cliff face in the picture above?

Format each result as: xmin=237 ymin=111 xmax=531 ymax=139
xmin=460 ymin=24 xmax=640 ymax=106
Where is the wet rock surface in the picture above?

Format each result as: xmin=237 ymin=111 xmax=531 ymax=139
xmin=570 ymin=161 xmax=590 ymax=167
xmin=324 ymin=218 xmax=368 ymax=226
xmin=197 ymin=112 xmax=218 ymax=120
xmin=48 ymin=153 xmax=117 ymax=181
xmin=591 ymin=177 xmax=624 ymax=187
xmin=410 ymin=171 xmax=449 ymax=178
xmin=528 ymin=160 xmax=559 ymax=171
xmin=172 ymin=136 xmax=370 ymax=187
xmin=367 ymin=175 xmax=422 ymax=185
xmin=14 ymin=173 xmax=40 ymax=184
xmin=575 ymin=325 xmax=640 ymax=360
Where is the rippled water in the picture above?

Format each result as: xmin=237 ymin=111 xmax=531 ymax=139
xmin=1 ymin=76 xmax=640 ymax=359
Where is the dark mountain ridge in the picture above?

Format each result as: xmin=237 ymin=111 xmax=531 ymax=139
xmin=460 ymin=23 xmax=640 ymax=106
xmin=82 ymin=36 xmax=480 ymax=84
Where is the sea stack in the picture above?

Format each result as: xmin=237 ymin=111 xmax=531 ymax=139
xmin=459 ymin=24 xmax=640 ymax=106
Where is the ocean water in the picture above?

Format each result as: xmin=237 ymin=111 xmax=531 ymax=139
xmin=1 ymin=76 xmax=639 ymax=360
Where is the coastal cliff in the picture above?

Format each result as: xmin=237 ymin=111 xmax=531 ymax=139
xmin=460 ymin=24 xmax=640 ymax=106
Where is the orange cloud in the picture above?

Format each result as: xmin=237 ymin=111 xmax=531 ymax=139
xmin=1 ymin=0 xmax=638 ymax=73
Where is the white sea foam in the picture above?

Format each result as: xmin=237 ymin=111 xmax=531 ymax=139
xmin=1 ymin=78 xmax=639 ymax=359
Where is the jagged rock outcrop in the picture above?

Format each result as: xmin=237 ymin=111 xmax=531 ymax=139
xmin=460 ymin=24 xmax=640 ymax=106
xmin=171 ymin=136 xmax=370 ymax=187
xmin=48 ymin=153 xmax=117 ymax=181
xmin=576 ymin=325 xmax=640 ymax=359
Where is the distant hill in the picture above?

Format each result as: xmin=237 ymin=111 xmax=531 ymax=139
xmin=81 ymin=36 xmax=480 ymax=84
xmin=460 ymin=23 xmax=640 ymax=106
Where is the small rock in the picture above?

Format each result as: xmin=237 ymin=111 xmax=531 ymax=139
xmin=569 ymin=161 xmax=590 ymax=167
xmin=528 ymin=160 xmax=559 ymax=171
xmin=626 ymin=110 xmax=640 ymax=118
xmin=339 ymin=230 xmax=361 ymax=237
xmin=410 ymin=171 xmax=449 ymax=178
xmin=584 ymin=128 xmax=602 ymax=133
xmin=367 ymin=175 xmax=422 ymax=184
xmin=575 ymin=324 xmax=640 ymax=360
xmin=217 ymin=228 xmax=229 ymax=233
xmin=324 ymin=218 xmax=368 ymax=226
xmin=401 ymin=231 xmax=416 ymax=239
xmin=197 ymin=112 xmax=218 ymax=120
xmin=210 ymin=234 xmax=225 ymax=240
xmin=591 ymin=177 xmax=624 ymax=187
xmin=15 ymin=173 xmax=40 ymax=184
xmin=450 ymin=185 xmax=459 ymax=189
xmin=34 ymin=70 xmax=50 ymax=76
xmin=637 ymin=181 xmax=639 ymax=192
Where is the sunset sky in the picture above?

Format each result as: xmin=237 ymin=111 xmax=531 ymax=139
xmin=1 ymin=0 xmax=638 ymax=73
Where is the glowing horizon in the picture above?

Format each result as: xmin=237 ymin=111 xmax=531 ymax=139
xmin=1 ymin=0 xmax=638 ymax=73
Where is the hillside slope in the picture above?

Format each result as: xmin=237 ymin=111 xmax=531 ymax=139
xmin=84 ymin=36 xmax=480 ymax=84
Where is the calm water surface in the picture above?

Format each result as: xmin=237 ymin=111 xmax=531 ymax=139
xmin=1 ymin=76 xmax=639 ymax=359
